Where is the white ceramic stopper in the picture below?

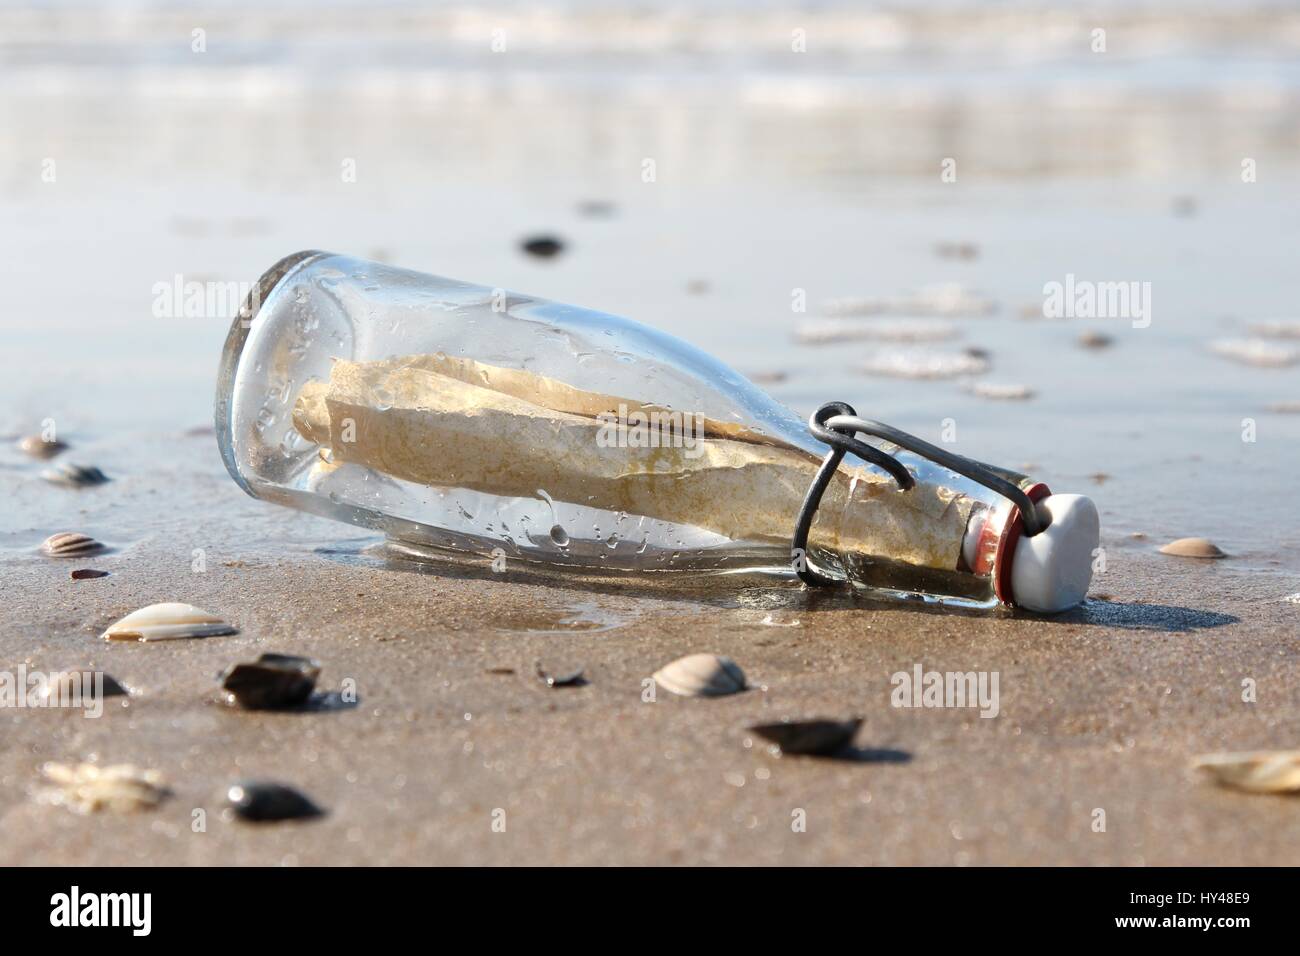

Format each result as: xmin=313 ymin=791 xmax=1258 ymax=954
xmin=1010 ymin=494 xmax=1100 ymax=613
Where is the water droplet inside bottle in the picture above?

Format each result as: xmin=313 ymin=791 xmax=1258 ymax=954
xmin=374 ymin=387 xmax=394 ymax=411
xmin=550 ymin=525 xmax=570 ymax=547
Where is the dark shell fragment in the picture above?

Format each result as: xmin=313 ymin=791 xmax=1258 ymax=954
xmin=226 ymin=781 xmax=323 ymax=822
xmin=748 ymin=718 xmax=863 ymax=757
xmin=219 ymin=653 xmax=320 ymax=710
xmin=520 ymin=235 xmax=566 ymax=259
xmin=536 ymin=663 xmax=586 ymax=688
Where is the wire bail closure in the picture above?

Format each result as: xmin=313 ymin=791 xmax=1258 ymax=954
xmin=791 ymin=401 xmax=1049 ymax=587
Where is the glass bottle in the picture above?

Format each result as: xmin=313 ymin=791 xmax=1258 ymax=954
xmin=216 ymin=251 xmax=1098 ymax=612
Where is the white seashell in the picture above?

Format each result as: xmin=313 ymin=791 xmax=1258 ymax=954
xmin=1248 ymin=319 xmax=1300 ymax=340
xmin=969 ymin=382 xmax=1036 ymax=401
xmin=39 ymin=762 xmax=169 ymax=813
xmin=794 ymin=319 xmax=956 ymax=345
xmin=822 ymin=284 xmax=997 ymax=319
xmin=102 ymin=602 xmax=237 ymax=642
xmin=1192 ymin=751 xmax=1300 ymax=794
xmin=1208 ymin=338 xmax=1300 ymax=368
xmin=858 ymin=348 xmax=990 ymax=380
xmin=41 ymin=531 xmax=105 ymax=558
xmin=652 ymin=653 xmax=747 ymax=698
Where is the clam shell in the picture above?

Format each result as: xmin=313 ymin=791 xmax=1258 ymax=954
xmin=40 ymin=762 xmax=168 ymax=814
xmin=1158 ymin=537 xmax=1226 ymax=559
xmin=102 ymin=602 xmax=237 ymax=642
xmin=219 ymin=653 xmax=320 ymax=709
xmin=1193 ymin=751 xmax=1300 ymax=794
xmin=226 ymin=780 xmax=323 ymax=822
xmin=1077 ymin=331 xmax=1114 ymax=349
xmin=35 ymin=670 xmax=130 ymax=702
xmin=653 ymin=653 xmax=747 ymax=698
xmin=18 ymin=435 xmax=68 ymax=459
xmin=536 ymin=663 xmax=586 ymax=688
xmin=1208 ymin=337 xmax=1299 ymax=368
xmin=41 ymin=462 xmax=109 ymax=487
xmin=857 ymin=348 xmax=990 ymax=380
xmin=749 ymin=718 xmax=863 ymax=756
xmin=970 ymin=382 xmax=1035 ymax=401
xmin=794 ymin=319 xmax=956 ymax=345
xmin=41 ymin=531 xmax=105 ymax=558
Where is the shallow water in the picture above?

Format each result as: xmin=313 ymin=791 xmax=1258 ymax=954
xmin=2 ymin=0 xmax=1298 ymax=582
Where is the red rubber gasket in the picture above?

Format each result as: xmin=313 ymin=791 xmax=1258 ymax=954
xmin=992 ymin=482 xmax=1052 ymax=607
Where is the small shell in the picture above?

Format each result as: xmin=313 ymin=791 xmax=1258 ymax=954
xmin=969 ymin=382 xmax=1035 ymax=401
xmin=1159 ymin=537 xmax=1226 ymax=559
xmin=794 ymin=319 xmax=956 ymax=345
xmin=71 ymin=568 xmax=109 ymax=580
xmin=219 ymin=653 xmax=320 ymax=709
xmin=102 ymin=602 xmax=237 ymax=642
xmin=226 ymin=781 xmax=323 ymax=822
xmin=34 ymin=670 xmax=130 ymax=703
xmin=41 ymin=531 xmax=105 ymax=558
xmin=1249 ymin=319 xmax=1300 ymax=340
xmin=41 ymin=462 xmax=109 ymax=488
xmin=18 ymin=435 xmax=68 ymax=459
xmin=857 ymin=348 xmax=990 ymax=380
xmin=519 ymin=235 xmax=565 ymax=259
xmin=749 ymin=718 xmax=863 ymax=756
xmin=39 ymin=762 xmax=168 ymax=814
xmin=1208 ymin=337 xmax=1299 ymax=368
xmin=653 ymin=653 xmax=747 ymax=698
xmin=1193 ymin=751 xmax=1300 ymax=794
xmin=536 ymin=663 xmax=586 ymax=688
xmin=1077 ymin=331 xmax=1114 ymax=349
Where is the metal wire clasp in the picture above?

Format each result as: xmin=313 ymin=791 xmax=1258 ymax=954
xmin=791 ymin=401 xmax=1049 ymax=587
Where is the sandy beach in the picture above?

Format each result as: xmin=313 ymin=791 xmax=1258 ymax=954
xmin=2 ymin=0 xmax=1299 ymax=866
xmin=2 ymin=456 xmax=1298 ymax=865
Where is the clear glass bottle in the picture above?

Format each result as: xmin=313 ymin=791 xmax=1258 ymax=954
xmin=216 ymin=251 xmax=1097 ymax=611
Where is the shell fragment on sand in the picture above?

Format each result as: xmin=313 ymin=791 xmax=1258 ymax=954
xmin=39 ymin=762 xmax=168 ymax=814
xmin=42 ymin=463 xmax=109 ymax=488
xmin=33 ymin=671 xmax=129 ymax=703
xmin=219 ymin=653 xmax=320 ymax=709
xmin=102 ymin=602 xmax=238 ymax=642
xmin=822 ymin=284 xmax=997 ymax=319
xmin=969 ymin=382 xmax=1035 ymax=401
xmin=1208 ymin=338 xmax=1300 ymax=368
xmin=1077 ymin=331 xmax=1114 ymax=349
xmin=653 ymin=653 xmax=747 ymax=698
xmin=536 ymin=663 xmax=587 ymax=688
xmin=794 ymin=318 xmax=957 ymax=345
xmin=1193 ymin=751 xmax=1300 ymax=794
xmin=1158 ymin=537 xmax=1226 ymax=559
xmin=41 ymin=532 xmax=105 ymax=558
xmin=226 ymin=781 xmax=324 ymax=822
xmin=1248 ymin=319 xmax=1300 ymax=340
xmin=18 ymin=435 xmax=68 ymax=459
xmin=857 ymin=348 xmax=990 ymax=380
xmin=749 ymin=718 xmax=863 ymax=756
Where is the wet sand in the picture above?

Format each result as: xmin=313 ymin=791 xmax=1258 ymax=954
xmin=1 ymin=430 xmax=1298 ymax=865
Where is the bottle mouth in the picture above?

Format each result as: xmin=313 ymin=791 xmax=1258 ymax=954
xmin=213 ymin=250 xmax=331 ymax=497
